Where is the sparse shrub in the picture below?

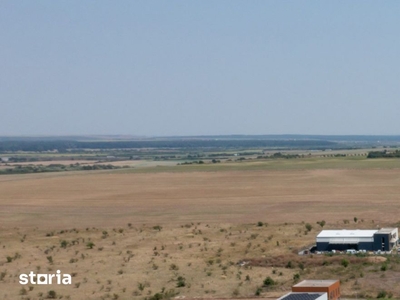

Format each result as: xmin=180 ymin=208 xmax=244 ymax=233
xmin=341 ymin=259 xmax=349 ymax=268
xmin=293 ymin=273 xmax=300 ymax=281
xmin=153 ymin=225 xmax=162 ymax=231
xmin=263 ymin=276 xmax=275 ymax=286
xmin=255 ymin=287 xmax=262 ymax=296
xmin=60 ymin=240 xmax=68 ymax=248
xmin=47 ymin=290 xmax=57 ymax=299
xmin=298 ymin=262 xmax=304 ymax=270
xmin=250 ymin=233 xmax=258 ymax=239
xmin=138 ymin=282 xmax=145 ymax=291
xmin=148 ymin=292 xmax=163 ymax=300
xmin=286 ymin=261 xmax=293 ymax=268
xmin=86 ymin=242 xmax=95 ymax=249
xmin=317 ymin=220 xmax=326 ymax=228
xmin=354 ymin=217 xmax=358 ymax=223
xmin=19 ymin=288 xmax=27 ymax=295
xmin=232 ymin=288 xmax=239 ymax=296
xmin=0 ymin=271 xmax=7 ymax=281
xmin=46 ymin=256 xmax=53 ymax=264
xmin=381 ymin=263 xmax=388 ymax=271
xmin=257 ymin=221 xmax=263 ymax=227
xmin=305 ymin=223 xmax=312 ymax=232
xmin=6 ymin=256 xmax=12 ymax=263
xmin=377 ymin=290 xmax=387 ymax=298
xmin=169 ymin=263 xmax=179 ymax=270
xmin=176 ymin=276 xmax=186 ymax=287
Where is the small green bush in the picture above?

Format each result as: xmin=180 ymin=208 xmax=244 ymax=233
xmin=47 ymin=290 xmax=57 ymax=299
xmin=377 ymin=290 xmax=387 ymax=298
xmin=176 ymin=276 xmax=186 ymax=287
xmin=341 ymin=259 xmax=349 ymax=268
xmin=263 ymin=276 xmax=275 ymax=286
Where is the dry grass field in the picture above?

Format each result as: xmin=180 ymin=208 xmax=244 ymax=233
xmin=1 ymin=158 xmax=400 ymax=299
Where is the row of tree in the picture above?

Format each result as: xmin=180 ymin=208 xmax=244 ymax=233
xmin=0 ymin=139 xmax=338 ymax=152
xmin=367 ymin=150 xmax=400 ymax=158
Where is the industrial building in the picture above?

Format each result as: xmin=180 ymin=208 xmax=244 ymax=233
xmin=316 ymin=228 xmax=398 ymax=252
xmin=277 ymin=280 xmax=340 ymax=300
xmin=292 ymin=280 xmax=340 ymax=300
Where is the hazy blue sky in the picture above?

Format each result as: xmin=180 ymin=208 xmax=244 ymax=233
xmin=1 ymin=1 xmax=399 ymax=136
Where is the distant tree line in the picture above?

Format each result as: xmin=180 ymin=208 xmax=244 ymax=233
xmin=0 ymin=139 xmax=338 ymax=152
xmin=257 ymin=152 xmax=300 ymax=159
xmin=367 ymin=150 xmax=400 ymax=158
xmin=0 ymin=164 xmax=122 ymax=175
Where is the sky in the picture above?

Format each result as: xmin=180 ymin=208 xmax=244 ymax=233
xmin=1 ymin=1 xmax=400 ymax=136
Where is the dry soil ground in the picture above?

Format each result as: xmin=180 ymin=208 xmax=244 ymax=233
xmin=1 ymin=168 xmax=400 ymax=227
xmin=1 ymin=162 xmax=400 ymax=299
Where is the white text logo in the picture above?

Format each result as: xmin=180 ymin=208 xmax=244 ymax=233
xmin=19 ymin=270 xmax=72 ymax=285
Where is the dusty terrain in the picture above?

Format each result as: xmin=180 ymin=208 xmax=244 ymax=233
xmin=1 ymin=165 xmax=400 ymax=299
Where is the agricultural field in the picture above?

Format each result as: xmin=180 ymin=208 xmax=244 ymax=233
xmin=1 ymin=157 xmax=400 ymax=299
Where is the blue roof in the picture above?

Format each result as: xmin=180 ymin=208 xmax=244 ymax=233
xmin=279 ymin=292 xmax=325 ymax=300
